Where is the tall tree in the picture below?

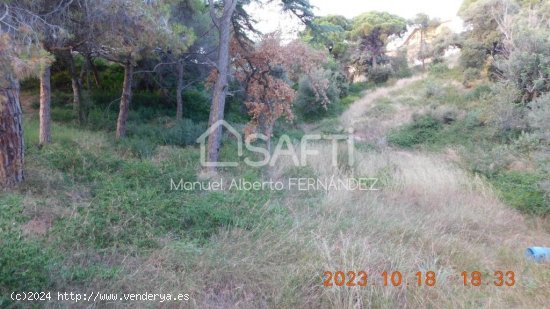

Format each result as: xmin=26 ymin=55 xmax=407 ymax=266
xmin=409 ymin=13 xmax=441 ymax=70
xmin=38 ymin=63 xmax=52 ymax=145
xmin=300 ymin=15 xmax=352 ymax=60
xmin=458 ymin=0 xmax=519 ymax=70
xmin=84 ymin=0 xmax=187 ymax=139
xmin=15 ymin=1 xmax=73 ymax=145
xmin=0 ymin=2 xmax=61 ymax=187
xmin=204 ymin=0 xmax=315 ymax=174
xmin=204 ymin=0 xmax=239 ymax=173
xmin=0 ymin=41 xmax=25 ymax=188
xmin=350 ymin=12 xmax=407 ymax=70
xmin=165 ymin=0 xmax=210 ymax=120
xmin=232 ymin=34 xmax=328 ymax=150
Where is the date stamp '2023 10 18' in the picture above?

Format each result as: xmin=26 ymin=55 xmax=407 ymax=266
xmin=323 ymin=271 xmax=516 ymax=288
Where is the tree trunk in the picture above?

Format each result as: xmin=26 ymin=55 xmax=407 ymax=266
xmin=87 ymin=56 xmax=100 ymax=88
xmin=116 ymin=60 xmax=134 ymax=139
xmin=39 ymin=65 xmax=52 ymax=146
xmin=205 ymin=0 xmax=238 ymax=174
xmin=67 ymin=52 xmax=85 ymax=124
xmin=0 ymin=74 xmax=25 ymax=188
xmin=176 ymin=61 xmax=184 ymax=121
xmin=82 ymin=55 xmax=92 ymax=90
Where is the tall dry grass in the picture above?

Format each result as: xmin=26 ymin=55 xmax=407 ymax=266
xmin=110 ymin=143 xmax=550 ymax=308
xmin=111 ymin=75 xmax=550 ymax=308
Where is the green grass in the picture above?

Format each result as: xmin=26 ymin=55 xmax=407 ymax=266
xmin=26 ymin=124 xmax=278 ymax=249
xmin=385 ymin=69 xmax=550 ymax=216
xmin=490 ymin=171 xmax=549 ymax=215
xmin=1 ymin=117 xmax=290 ymax=306
xmin=387 ymin=115 xmax=444 ymax=147
xmin=0 ymin=194 xmax=57 ymax=307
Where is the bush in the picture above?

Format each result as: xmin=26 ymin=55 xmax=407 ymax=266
xmin=431 ymin=105 xmax=459 ymax=124
xmin=51 ymin=107 xmax=75 ymax=123
xmin=367 ymin=65 xmax=393 ymax=84
xmin=388 ymin=115 xmax=443 ymax=147
xmin=52 ymin=92 xmax=73 ymax=108
xmin=295 ymin=69 xmax=341 ymax=120
xmin=162 ymin=119 xmax=208 ymax=146
xmin=182 ymin=89 xmax=211 ymax=122
xmin=491 ymin=171 xmax=549 ymax=215
xmin=496 ymin=25 xmax=550 ymax=102
xmin=463 ymin=110 xmax=484 ymax=128
xmin=424 ymin=80 xmax=445 ymax=99
xmin=118 ymin=137 xmax=158 ymax=158
xmin=488 ymin=85 xmax=527 ymax=138
xmin=125 ymin=118 xmax=208 ymax=154
xmin=465 ymin=83 xmax=493 ymax=100
xmin=528 ymin=93 xmax=550 ymax=144
xmin=51 ymin=71 xmax=73 ymax=92
xmin=459 ymin=44 xmax=487 ymax=69
xmin=462 ymin=68 xmax=480 ymax=87
xmin=20 ymin=77 xmax=39 ymax=91
xmin=467 ymin=144 xmax=516 ymax=177
xmin=390 ymin=49 xmax=412 ymax=78
xmin=429 ymin=63 xmax=449 ymax=75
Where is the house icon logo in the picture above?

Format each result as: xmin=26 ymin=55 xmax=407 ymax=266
xmin=196 ymin=120 xmax=243 ymax=167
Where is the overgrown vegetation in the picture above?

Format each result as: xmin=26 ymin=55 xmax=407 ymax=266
xmin=1 ymin=0 xmax=549 ymax=307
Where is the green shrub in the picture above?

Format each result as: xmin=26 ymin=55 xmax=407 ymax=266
xmin=464 ymin=110 xmax=484 ymax=129
xmin=424 ymin=80 xmax=445 ymax=99
xmin=462 ymin=68 xmax=480 ymax=87
xmin=51 ymin=107 xmax=75 ymax=123
xmin=295 ymin=69 xmax=342 ymax=120
xmin=125 ymin=118 xmax=207 ymax=152
xmin=118 ymin=137 xmax=157 ymax=158
xmin=348 ymin=82 xmax=371 ymax=94
xmin=52 ymin=92 xmax=73 ymax=108
xmin=459 ymin=45 xmax=487 ymax=69
xmin=465 ymin=84 xmax=493 ymax=100
xmin=390 ymin=49 xmax=412 ymax=78
xmin=182 ymin=89 xmax=211 ymax=122
xmin=429 ymin=63 xmax=449 ymax=75
xmin=367 ymin=65 xmax=393 ymax=84
xmin=41 ymin=141 xmax=124 ymax=181
xmin=488 ymin=85 xmax=527 ymax=138
xmin=162 ymin=119 xmax=208 ymax=146
xmin=495 ymin=23 xmax=550 ymax=102
xmin=51 ymin=71 xmax=73 ymax=92
xmin=31 ymin=100 xmax=40 ymax=110
xmin=388 ymin=115 xmax=443 ymax=147
xmin=86 ymin=108 xmax=118 ymax=131
xmin=528 ymin=93 xmax=550 ymax=144
xmin=20 ymin=77 xmax=39 ymax=91
xmin=467 ymin=144 xmax=516 ymax=177
xmin=491 ymin=172 xmax=549 ymax=215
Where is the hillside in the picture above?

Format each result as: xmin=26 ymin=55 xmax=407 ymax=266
xmin=1 ymin=66 xmax=549 ymax=307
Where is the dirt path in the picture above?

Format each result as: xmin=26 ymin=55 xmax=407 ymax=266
xmin=341 ymin=75 xmax=426 ymax=145
xmin=319 ymin=74 xmax=550 ymax=306
xmin=341 ymin=75 xmax=425 ymax=125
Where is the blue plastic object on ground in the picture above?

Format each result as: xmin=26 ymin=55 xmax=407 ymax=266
xmin=525 ymin=247 xmax=550 ymax=262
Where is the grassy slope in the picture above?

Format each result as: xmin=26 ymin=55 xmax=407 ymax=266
xmin=2 ymin=67 xmax=550 ymax=308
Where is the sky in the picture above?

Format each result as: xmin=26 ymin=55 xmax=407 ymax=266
xmin=250 ymin=0 xmax=465 ymax=40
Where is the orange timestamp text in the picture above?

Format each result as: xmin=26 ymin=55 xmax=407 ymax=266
xmin=323 ymin=270 xmax=516 ymax=288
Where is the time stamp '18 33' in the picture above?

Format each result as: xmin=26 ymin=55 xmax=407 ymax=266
xmin=323 ymin=271 xmax=516 ymax=288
